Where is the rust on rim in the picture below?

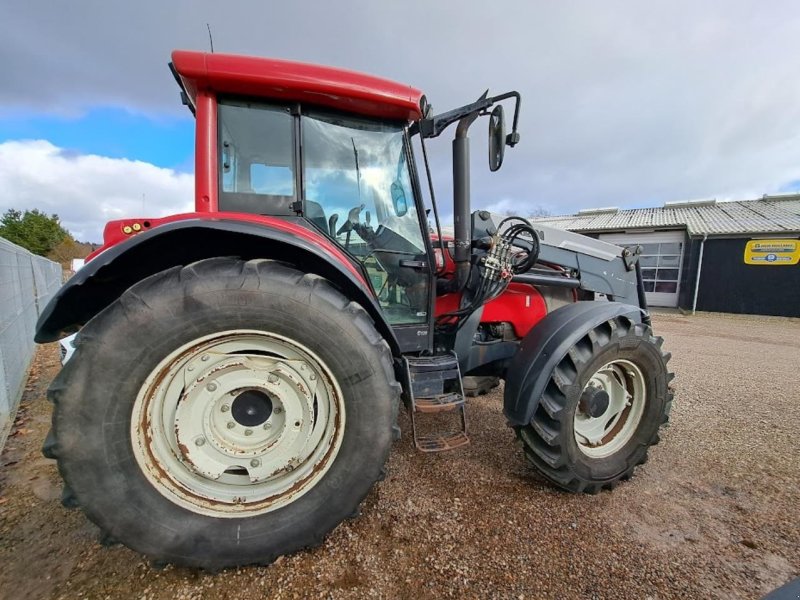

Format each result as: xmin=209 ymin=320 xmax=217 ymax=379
xmin=573 ymin=359 xmax=646 ymax=459
xmin=130 ymin=330 xmax=345 ymax=517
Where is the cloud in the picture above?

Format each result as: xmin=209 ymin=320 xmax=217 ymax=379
xmin=0 ymin=140 xmax=193 ymax=242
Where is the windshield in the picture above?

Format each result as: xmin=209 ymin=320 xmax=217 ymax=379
xmin=303 ymin=112 xmax=429 ymax=324
xmin=303 ymin=113 xmax=424 ymax=250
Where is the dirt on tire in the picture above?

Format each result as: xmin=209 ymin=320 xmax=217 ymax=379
xmin=1 ymin=311 xmax=798 ymax=599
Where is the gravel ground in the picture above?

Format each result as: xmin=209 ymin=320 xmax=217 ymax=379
xmin=1 ymin=311 xmax=798 ymax=600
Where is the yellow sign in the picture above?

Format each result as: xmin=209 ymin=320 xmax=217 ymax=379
xmin=744 ymin=239 xmax=800 ymax=265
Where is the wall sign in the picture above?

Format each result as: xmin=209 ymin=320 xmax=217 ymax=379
xmin=744 ymin=239 xmax=800 ymax=265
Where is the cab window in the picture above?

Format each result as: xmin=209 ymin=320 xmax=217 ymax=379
xmin=302 ymin=111 xmax=429 ymax=325
xmin=218 ymin=100 xmax=296 ymax=213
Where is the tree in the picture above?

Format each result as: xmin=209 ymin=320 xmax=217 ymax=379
xmin=527 ymin=205 xmax=552 ymax=218
xmin=47 ymin=238 xmax=95 ymax=269
xmin=0 ymin=209 xmax=72 ymax=256
xmin=500 ymin=205 xmax=552 ymax=218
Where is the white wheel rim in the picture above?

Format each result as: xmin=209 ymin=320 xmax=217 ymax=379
xmin=573 ymin=359 xmax=646 ymax=458
xmin=131 ymin=330 xmax=345 ymax=517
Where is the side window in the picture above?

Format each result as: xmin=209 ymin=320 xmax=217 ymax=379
xmin=218 ymin=101 xmax=296 ymax=213
xmin=249 ymin=164 xmax=293 ymax=195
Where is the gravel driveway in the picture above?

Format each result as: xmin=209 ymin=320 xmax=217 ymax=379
xmin=1 ymin=311 xmax=798 ymax=599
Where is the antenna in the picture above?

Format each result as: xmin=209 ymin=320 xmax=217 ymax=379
xmin=206 ymin=23 xmax=214 ymax=53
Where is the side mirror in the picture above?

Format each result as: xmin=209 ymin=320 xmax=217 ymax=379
xmin=391 ymin=181 xmax=408 ymax=216
xmin=488 ymin=104 xmax=506 ymax=172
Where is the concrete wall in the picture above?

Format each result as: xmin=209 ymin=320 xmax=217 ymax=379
xmin=0 ymin=237 xmax=62 ymax=450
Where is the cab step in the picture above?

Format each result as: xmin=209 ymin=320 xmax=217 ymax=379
xmin=415 ymin=431 xmax=470 ymax=452
xmin=414 ymin=392 xmax=465 ymax=413
xmin=403 ymin=354 xmax=469 ymax=452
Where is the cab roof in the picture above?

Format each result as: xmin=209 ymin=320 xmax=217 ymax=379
xmin=171 ymin=50 xmax=424 ymax=122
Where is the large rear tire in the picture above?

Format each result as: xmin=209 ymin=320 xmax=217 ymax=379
xmin=44 ymin=258 xmax=399 ymax=569
xmin=515 ymin=315 xmax=672 ymax=493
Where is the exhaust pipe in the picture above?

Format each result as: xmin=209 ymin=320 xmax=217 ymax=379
xmin=453 ymin=115 xmax=478 ymax=289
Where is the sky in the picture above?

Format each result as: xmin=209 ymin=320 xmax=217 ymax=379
xmin=2 ymin=1 xmax=800 ymax=242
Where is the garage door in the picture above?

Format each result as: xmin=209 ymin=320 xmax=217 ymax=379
xmin=598 ymin=231 xmax=685 ymax=308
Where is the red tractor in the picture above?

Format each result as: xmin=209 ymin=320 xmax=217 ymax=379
xmin=36 ymin=51 xmax=672 ymax=569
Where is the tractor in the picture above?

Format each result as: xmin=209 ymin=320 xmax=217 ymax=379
xmin=35 ymin=51 xmax=673 ymax=569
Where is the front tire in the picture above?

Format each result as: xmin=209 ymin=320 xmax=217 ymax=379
xmin=515 ymin=315 xmax=672 ymax=493
xmin=45 ymin=258 xmax=399 ymax=568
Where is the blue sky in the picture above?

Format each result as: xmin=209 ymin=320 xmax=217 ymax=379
xmin=0 ymin=108 xmax=194 ymax=171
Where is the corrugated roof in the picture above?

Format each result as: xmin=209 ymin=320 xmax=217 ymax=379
xmin=532 ymin=194 xmax=800 ymax=236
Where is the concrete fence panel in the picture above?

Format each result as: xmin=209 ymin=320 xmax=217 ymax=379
xmin=0 ymin=237 xmax=62 ymax=449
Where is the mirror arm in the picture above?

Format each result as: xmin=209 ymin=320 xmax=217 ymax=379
xmin=421 ymin=91 xmax=491 ymax=139
xmin=417 ymin=90 xmax=522 ymax=146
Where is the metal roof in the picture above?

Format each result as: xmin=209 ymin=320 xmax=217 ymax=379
xmin=532 ymin=194 xmax=800 ymax=237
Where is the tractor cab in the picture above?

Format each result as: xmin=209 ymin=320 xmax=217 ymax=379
xmin=168 ymin=50 xmax=446 ymax=347
xmin=216 ymin=99 xmax=430 ymax=327
xmin=167 ymin=51 xmax=524 ymax=351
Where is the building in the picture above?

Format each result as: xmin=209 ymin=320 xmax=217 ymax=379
xmin=533 ymin=194 xmax=800 ymax=317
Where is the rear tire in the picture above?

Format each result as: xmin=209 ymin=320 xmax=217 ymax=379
xmin=514 ymin=315 xmax=672 ymax=493
xmin=44 ymin=258 xmax=399 ymax=568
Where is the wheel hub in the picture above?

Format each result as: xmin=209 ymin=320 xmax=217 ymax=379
xmin=232 ymin=390 xmax=273 ymax=427
xmin=176 ymin=354 xmax=319 ymax=482
xmin=573 ymin=359 xmax=646 ymax=458
xmin=131 ymin=330 xmax=345 ymax=517
xmin=579 ymin=386 xmax=610 ymax=418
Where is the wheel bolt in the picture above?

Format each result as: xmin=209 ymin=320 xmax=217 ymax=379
xmin=227 ymin=421 xmax=235 ymax=429
xmin=274 ymin=407 xmax=282 ymax=414
xmin=195 ymin=437 xmax=205 ymax=446
xmin=309 ymin=374 xmax=317 ymax=381
xmin=263 ymin=423 xmax=272 ymax=430
xmin=268 ymin=374 xmax=279 ymax=383
xmin=206 ymin=382 xmax=218 ymax=392
xmin=250 ymin=458 xmax=260 ymax=467
xmin=244 ymin=429 xmax=253 ymax=436
xmin=221 ymin=404 xmax=230 ymax=412
xmin=201 ymin=355 xmax=210 ymax=362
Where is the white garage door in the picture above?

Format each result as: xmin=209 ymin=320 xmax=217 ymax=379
xmin=599 ymin=231 xmax=685 ymax=308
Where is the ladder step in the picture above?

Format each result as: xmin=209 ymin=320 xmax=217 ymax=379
xmin=415 ymin=432 xmax=470 ymax=453
xmin=414 ymin=392 xmax=465 ymax=413
xmin=406 ymin=354 xmax=459 ymax=372
xmin=403 ymin=354 xmax=469 ymax=454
